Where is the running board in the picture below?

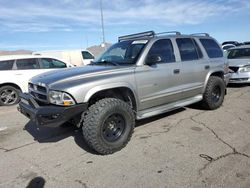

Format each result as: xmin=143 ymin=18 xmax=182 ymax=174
xmin=136 ymin=95 xmax=203 ymax=120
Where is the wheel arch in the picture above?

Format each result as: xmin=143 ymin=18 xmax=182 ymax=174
xmin=0 ymin=82 xmax=22 ymax=92
xmin=84 ymin=83 xmax=138 ymax=111
xmin=203 ymin=70 xmax=224 ymax=93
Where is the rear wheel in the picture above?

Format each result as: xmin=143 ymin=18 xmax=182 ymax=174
xmin=202 ymin=76 xmax=225 ymax=110
xmin=82 ymin=98 xmax=135 ymax=155
xmin=0 ymin=86 xmax=21 ymax=106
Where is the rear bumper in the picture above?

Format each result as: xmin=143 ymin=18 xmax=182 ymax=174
xmin=17 ymin=93 xmax=88 ymax=127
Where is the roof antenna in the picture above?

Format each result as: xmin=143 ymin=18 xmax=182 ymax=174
xmin=100 ymin=0 xmax=106 ymax=48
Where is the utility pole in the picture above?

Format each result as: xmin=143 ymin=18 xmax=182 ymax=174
xmin=100 ymin=0 xmax=106 ymax=48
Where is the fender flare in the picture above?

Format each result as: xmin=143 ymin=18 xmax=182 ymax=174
xmin=83 ymin=82 xmax=139 ymax=109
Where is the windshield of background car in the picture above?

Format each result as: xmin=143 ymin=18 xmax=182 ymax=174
xmin=228 ymin=48 xmax=250 ymax=59
xmin=94 ymin=40 xmax=148 ymax=65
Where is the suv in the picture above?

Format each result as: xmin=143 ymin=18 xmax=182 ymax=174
xmin=18 ymin=31 xmax=230 ymax=154
xmin=0 ymin=55 xmax=74 ymax=106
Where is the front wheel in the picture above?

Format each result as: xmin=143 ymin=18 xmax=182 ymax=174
xmin=201 ymin=76 xmax=225 ymax=110
xmin=82 ymin=98 xmax=135 ymax=155
xmin=0 ymin=86 xmax=21 ymax=106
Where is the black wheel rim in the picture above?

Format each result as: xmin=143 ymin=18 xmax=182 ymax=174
xmin=211 ymin=86 xmax=221 ymax=103
xmin=0 ymin=89 xmax=18 ymax=105
xmin=102 ymin=113 xmax=125 ymax=142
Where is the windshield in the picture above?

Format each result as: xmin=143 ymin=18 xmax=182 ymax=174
xmin=228 ymin=48 xmax=250 ymax=59
xmin=93 ymin=40 xmax=147 ymax=65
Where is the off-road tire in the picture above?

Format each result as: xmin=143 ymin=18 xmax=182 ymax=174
xmin=202 ymin=76 xmax=225 ymax=110
xmin=82 ymin=98 xmax=135 ymax=155
xmin=0 ymin=86 xmax=21 ymax=106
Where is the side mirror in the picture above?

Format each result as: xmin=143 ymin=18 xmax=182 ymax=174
xmin=145 ymin=55 xmax=162 ymax=65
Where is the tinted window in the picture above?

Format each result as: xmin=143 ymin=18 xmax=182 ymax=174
xmin=82 ymin=51 xmax=94 ymax=59
xmin=200 ymin=39 xmax=223 ymax=58
xmin=228 ymin=48 xmax=250 ymax=59
xmin=40 ymin=58 xmax=66 ymax=68
xmin=0 ymin=60 xmax=14 ymax=70
xmin=176 ymin=38 xmax=199 ymax=61
xmin=147 ymin=39 xmax=175 ymax=63
xmin=16 ymin=59 xmax=40 ymax=70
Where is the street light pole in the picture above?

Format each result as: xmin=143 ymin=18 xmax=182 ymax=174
xmin=100 ymin=0 xmax=106 ymax=47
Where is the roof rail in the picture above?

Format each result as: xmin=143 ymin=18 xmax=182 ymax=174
xmin=118 ymin=31 xmax=155 ymax=42
xmin=191 ymin=33 xmax=210 ymax=37
xmin=156 ymin=31 xmax=181 ymax=36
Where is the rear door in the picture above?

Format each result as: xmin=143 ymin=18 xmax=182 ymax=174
xmin=175 ymin=38 xmax=209 ymax=99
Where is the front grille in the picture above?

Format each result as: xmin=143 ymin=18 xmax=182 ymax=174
xmin=29 ymin=83 xmax=48 ymax=103
xmin=229 ymin=66 xmax=239 ymax=73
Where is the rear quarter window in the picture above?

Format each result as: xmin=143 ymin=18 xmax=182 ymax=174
xmin=200 ymin=39 xmax=223 ymax=58
xmin=0 ymin=60 xmax=14 ymax=70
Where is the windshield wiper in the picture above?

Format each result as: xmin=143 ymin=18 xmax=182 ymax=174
xmin=90 ymin=60 xmax=120 ymax=66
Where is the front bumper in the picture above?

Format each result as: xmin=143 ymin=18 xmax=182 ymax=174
xmin=17 ymin=93 xmax=88 ymax=127
xmin=229 ymin=72 xmax=250 ymax=84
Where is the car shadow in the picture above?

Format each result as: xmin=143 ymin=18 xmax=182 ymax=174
xmin=227 ymin=83 xmax=250 ymax=88
xmin=24 ymin=121 xmax=97 ymax=154
xmin=24 ymin=107 xmax=187 ymax=155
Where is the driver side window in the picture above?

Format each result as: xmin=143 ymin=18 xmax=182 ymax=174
xmin=147 ymin=39 xmax=175 ymax=64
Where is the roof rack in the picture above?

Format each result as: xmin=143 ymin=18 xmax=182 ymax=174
xmin=118 ymin=30 xmax=182 ymax=42
xmin=191 ymin=33 xmax=210 ymax=37
xmin=118 ymin=31 xmax=155 ymax=42
xmin=156 ymin=31 xmax=181 ymax=36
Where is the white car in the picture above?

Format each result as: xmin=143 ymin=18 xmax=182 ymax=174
xmin=0 ymin=55 xmax=74 ymax=106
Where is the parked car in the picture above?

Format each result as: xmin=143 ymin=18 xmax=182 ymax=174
xmin=222 ymin=41 xmax=241 ymax=46
xmin=222 ymin=44 xmax=236 ymax=51
xmin=18 ymin=31 xmax=230 ymax=154
xmin=33 ymin=49 xmax=95 ymax=66
xmin=227 ymin=45 xmax=250 ymax=83
xmin=0 ymin=55 xmax=74 ymax=106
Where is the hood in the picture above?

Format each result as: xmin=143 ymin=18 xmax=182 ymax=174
xmin=31 ymin=65 xmax=133 ymax=86
xmin=228 ymin=58 xmax=250 ymax=67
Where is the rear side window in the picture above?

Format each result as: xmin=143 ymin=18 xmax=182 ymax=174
xmin=82 ymin=51 xmax=94 ymax=59
xmin=200 ymin=39 xmax=223 ymax=58
xmin=40 ymin=58 xmax=66 ymax=68
xmin=0 ymin=60 xmax=14 ymax=70
xmin=16 ymin=59 xmax=40 ymax=70
xmin=147 ymin=39 xmax=175 ymax=63
xmin=176 ymin=38 xmax=199 ymax=61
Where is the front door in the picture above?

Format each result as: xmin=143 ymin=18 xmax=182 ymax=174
xmin=135 ymin=39 xmax=183 ymax=111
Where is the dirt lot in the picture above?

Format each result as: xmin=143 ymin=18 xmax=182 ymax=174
xmin=0 ymin=85 xmax=250 ymax=188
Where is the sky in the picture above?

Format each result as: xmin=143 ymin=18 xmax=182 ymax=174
xmin=0 ymin=0 xmax=250 ymax=51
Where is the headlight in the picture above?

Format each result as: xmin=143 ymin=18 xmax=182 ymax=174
xmin=49 ymin=90 xmax=76 ymax=106
xmin=239 ymin=66 xmax=250 ymax=73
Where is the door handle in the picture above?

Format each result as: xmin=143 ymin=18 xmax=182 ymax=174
xmin=173 ymin=69 xmax=180 ymax=74
xmin=205 ymin=65 xmax=210 ymax=70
